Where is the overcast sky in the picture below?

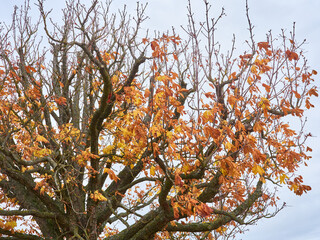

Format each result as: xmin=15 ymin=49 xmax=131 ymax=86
xmin=1 ymin=1 xmax=319 ymax=239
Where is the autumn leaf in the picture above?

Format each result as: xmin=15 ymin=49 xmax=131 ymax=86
xmin=4 ymin=220 xmax=17 ymax=230
xmin=36 ymin=135 xmax=49 ymax=143
xmin=306 ymin=146 xmax=312 ymax=152
xmin=174 ymin=172 xmax=183 ymax=187
xmin=104 ymin=168 xmax=120 ymax=182
xmin=260 ymin=97 xmax=270 ymax=111
xmin=102 ymin=145 xmax=114 ymax=155
xmin=55 ymin=96 xmax=67 ymax=106
xmin=40 ymin=186 xmax=46 ymax=195
xmin=172 ymin=202 xmax=180 ymax=219
xmin=307 ymin=87 xmax=318 ymax=97
xmin=305 ymin=98 xmax=314 ymax=109
xmin=262 ymin=83 xmax=271 ymax=93
xmin=257 ymin=41 xmax=270 ymax=51
xmin=225 ymin=142 xmax=233 ymax=151
xmin=253 ymin=121 xmax=264 ymax=132
xmin=91 ymin=190 xmax=108 ymax=201
xmin=150 ymin=165 xmax=156 ymax=176
xmin=197 ymin=203 xmax=213 ymax=218
xmin=151 ymin=40 xmax=159 ymax=50
xmin=252 ymin=165 xmax=265 ymax=175
xmin=279 ymin=174 xmax=288 ymax=184
xmin=285 ymin=50 xmax=299 ymax=61
xmin=25 ymin=65 xmax=37 ymax=73
xmin=292 ymin=90 xmax=301 ymax=99
xmin=34 ymin=149 xmax=52 ymax=158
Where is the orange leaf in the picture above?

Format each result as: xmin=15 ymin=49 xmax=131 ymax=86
xmin=197 ymin=203 xmax=213 ymax=218
xmin=25 ymin=66 xmax=37 ymax=73
xmin=55 ymin=96 xmax=67 ymax=106
xmin=104 ymin=168 xmax=120 ymax=182
xmin=151 ymin=40 xmax=159 ymax=51
xmin=257 ymin=42 xmax=270 ymax=51
xmin=306 ymin=146 xmax=312 ymax=152
xmin=262 ymin=83 xmax=271 ymax=93
xmin=172 ymin=202 xmax=180 ymax=219
xmin=285 ymin=50 xmax=299 ymax=61
xmin=40 ymin=186 xmax=46 ymax=195
xmin=307 ymin=88 xmax=318 ymax=97
xmin=175 ymin=172 xmax=183 ymax=187
xmin=292 ymin=91 xmax=301 ymax=99
xmin=305 ymin=98 xmax=314 ymax=109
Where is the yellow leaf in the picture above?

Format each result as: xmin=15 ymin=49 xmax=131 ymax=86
xmin=91 ymin=190 xmax=107 ymax=202
xmin=251 ymin=65 xmax=257 ymax=74
xmin=181 ymin=163 xmax=191 ymax=173
xmin=166 ymin=131 xmax=173 ymax=139
xmin=260 ymin=97 xmax=270 ymax=110
xmin=133 ymin=97 xmax=142 ymax=106
xmin=36 ymin=135 xmax=49 ymax=143
xmin=175 ymin=125 xmax=182 ymax=134
xmin=150 ymin=165 xmax=156 ymax=176
xmin=40 ymin=186 xmax=46 ymax=195
xmin=97 ymin=192 xmax=107 ymax=201
xmin=34 ymin=149 xmax=52 ymax=157
xmin=111 ymin=75 xmax=119 ymax=83
xmin=103 ymin=145 xmax=114 ymax=155
xmin=225 ymin=142 xmax=233 ymax=151
xmin=290 ymin=183 xmax=298 ymax=192
xmin=252 ymin=164 xmax=265 ymax=175
xmin=117 ymin=142 xmax=126 ymax=149
xmin=4 ymin=220 xmax=17 ymax=230
xmin=280 ymin=174 xmax=288 ymax=184
xmin=221 ymin=168 xmax=227 ymax=176
xmin=202 ymin=110 xmax=212 ymax=121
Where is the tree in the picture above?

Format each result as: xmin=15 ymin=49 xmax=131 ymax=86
xmin=0 ymin=0 xmax=317 ymax=239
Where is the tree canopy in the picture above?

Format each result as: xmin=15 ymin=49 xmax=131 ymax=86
xmin=0 ymin=0 xmax=317 ymax=239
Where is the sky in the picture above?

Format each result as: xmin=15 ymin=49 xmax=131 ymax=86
xmin=0 ymin=0 xmax=319 ymax=239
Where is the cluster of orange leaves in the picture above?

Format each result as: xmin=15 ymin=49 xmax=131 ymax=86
xmin=0 ymin=33 xmax=317 ymax=238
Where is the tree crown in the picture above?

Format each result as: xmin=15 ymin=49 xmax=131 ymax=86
xmin=0 ymin=0 xmax=317 ymax=239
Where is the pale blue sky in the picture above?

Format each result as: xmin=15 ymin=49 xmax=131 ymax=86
xmin=1 ymin=1 xmax=319 ymax=239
